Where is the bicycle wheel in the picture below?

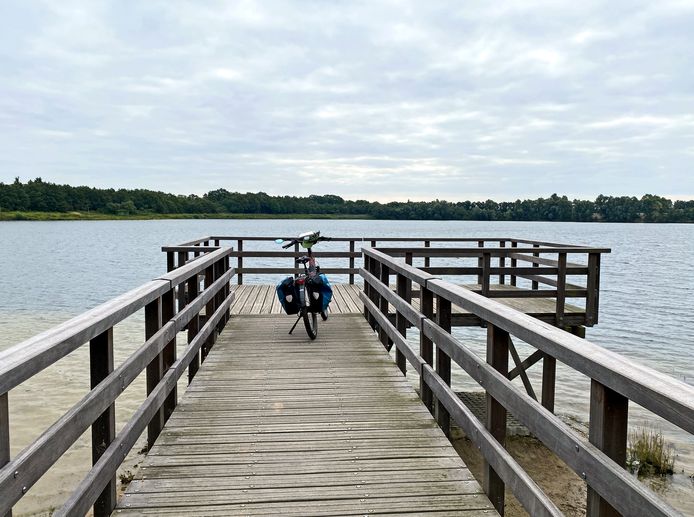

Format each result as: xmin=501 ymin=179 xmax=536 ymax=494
xmin=302 ymin=308 xmax=318 ymax=340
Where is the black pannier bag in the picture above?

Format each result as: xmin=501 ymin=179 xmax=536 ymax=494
xmin=276 ymin=276 xmax=300 ymax=315
xmin=306 ymin=275 xmax=324 ymax=313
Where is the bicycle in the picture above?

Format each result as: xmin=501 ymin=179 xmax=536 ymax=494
xmin=275 ymin=231 xmax=332 ymax=339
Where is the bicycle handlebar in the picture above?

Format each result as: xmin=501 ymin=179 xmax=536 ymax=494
xmin=281 ymin=236 xmax=332 ymax=249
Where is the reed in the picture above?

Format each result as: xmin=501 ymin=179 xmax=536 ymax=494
xmin=627 ymin=426 xmax=675 ymax=476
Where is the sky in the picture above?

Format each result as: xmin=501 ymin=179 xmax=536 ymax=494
xmin=1 ymin=1 xmax=693 ymax=202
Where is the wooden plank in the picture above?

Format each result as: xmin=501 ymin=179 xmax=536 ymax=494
xmin=117 ymin=315 xmax=495 ymax=515
xmin=115 ymin=494 xmax=495 ymax=516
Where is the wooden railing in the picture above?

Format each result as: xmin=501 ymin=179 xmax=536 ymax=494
xmin=360 ymin=247 xmax=692 ymax=517
xmin=163 ymin=236 xmax=609 ymax=326
xmin=0 ymin=247 xmax=235 ymax=517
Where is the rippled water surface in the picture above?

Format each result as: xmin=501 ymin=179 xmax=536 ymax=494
xmin=1 ymin=219 xmax=693 ymax=515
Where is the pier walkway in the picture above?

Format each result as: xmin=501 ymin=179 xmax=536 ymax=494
xmin=116 ymin=315 xmax=495 ymax=515
xmin=3 ymin=236 xmax=693 ymax=517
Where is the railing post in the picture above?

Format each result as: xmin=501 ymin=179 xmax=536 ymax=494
xmin=187 ymin=274 xmax=200 ymax=384
xmin=420 ymin=285 xmax=434 ymax=413
xmin=477 ymin=240 xmax=484 ymax=285
xmin=162 ymin=287 xmax=177 ymax=423
xmin=1 ymin=392 xmax=11 ymax=517
xmin=349 ymin=240 xmax=355 ymax=284
xmin=145 ymin=297 xmax=164 ymax=448
xmin=202 ymin=264 xmax=216 ymax=359
xmin=405 ymin=252 xmax=412 ymax=266
xmin=177 ymin=252 xmax=187 ymax=311
xmin=166 ymin=251 xmax=175 ymax=272
xmin=363 ymin=255 xmax=374 ymax=329
xmin=89 ymin=328 xmax=116 ymax=517
xmin=510 ymin=241 xmax=518 ymax=286
xmin=237 ymin=239 xmax=243 ymax=285
xmin=482 ymin=252 xmax=491 ymax=297
xmin=435 ymin=296 xmax=451 ymax=436
xmin=499 ymin=240 xmax=506 ymax=285
xmin=587 ymin=380 xmax=628 ymax=517
xmin=485 ymin=324 xmax=509 ymax=515
xmin=294 ymin=242 xmax=299 ymax=278
xmin=541 ymin=354 xmax=556 ymax=413
xmin=214 ymin=259 xmax=225 ymax=334
xmin=532 ymin=244 xmax=540 ymax=290
xmin=378 ymin=264 xmax=392 ymax=350
xmin=555 ymin=252 xmax=567 ymax=326
xmin=424 ymin=240 xmax=431 ymax=269
xmin=586 ymin=252 xmax=601 ymax=326
xmin=224 ymin=254 xmax=231 ymax=324
xmin=395 ymin=273 xmax=410 ymax=375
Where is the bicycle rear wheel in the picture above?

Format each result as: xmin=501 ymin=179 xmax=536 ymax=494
xmin=303 ymin=309 xmax=318 ymax=340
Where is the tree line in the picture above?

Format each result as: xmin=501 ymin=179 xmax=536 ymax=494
xmin=1 ymin=177 xmax=692 ymax=222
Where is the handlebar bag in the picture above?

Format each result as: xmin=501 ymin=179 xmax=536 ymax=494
xmin=276 ymin=276 xmax=300 ymax=315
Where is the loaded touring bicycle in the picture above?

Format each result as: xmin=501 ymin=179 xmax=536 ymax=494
xmin=275 ymin=231 xmax=333 ymax=339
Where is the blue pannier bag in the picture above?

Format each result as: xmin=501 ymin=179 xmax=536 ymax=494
xmin=319 ymin=273 xmax=333 ymax=312
xmin=276 ymin=276 xmax=300 ymax=315
xmin=307 ymin=273 xmax=333 ymax=313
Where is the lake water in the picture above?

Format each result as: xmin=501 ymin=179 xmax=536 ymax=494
xmin=1 ymin=219 xmax=693 ymax=515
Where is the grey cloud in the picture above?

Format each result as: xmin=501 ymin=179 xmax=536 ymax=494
xmin=1 ymin=0 xmax=693 ymax=201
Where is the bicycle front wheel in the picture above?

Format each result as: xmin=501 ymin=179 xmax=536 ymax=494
xmin=303 ymin=309 xmax=318 ymax=340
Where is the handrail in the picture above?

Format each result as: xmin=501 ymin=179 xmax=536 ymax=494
xmin=0 ymin=246 xmax=235 ymax=517
xmin=0 ymin=247 xmax=232 ymax=395
xmin=360 ymin=247 xmax=690 ymax=516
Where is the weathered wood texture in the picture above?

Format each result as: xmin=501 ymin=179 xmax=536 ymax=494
xmin=230 ymin=283 xmax=363 ymax=315
xmin=116 ymin=315 xmax=497 ymax=516
xmin=230 ymin=283 xmax=586 ymax=326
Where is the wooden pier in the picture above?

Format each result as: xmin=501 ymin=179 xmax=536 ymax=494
xmin=115 ymin=315 xmax=494 ymax=515
xmin=1 ymin=235 xmax=693 ymax=517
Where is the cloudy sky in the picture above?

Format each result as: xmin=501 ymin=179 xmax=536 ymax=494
xmin=1 ymin=1 xmax=693 ymax=201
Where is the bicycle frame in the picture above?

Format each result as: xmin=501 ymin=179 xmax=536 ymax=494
xmin=282 ymin=237 xmax=329 ymax=339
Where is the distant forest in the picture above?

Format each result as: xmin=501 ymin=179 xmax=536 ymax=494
xmin=1 ymin=177 xmax=692 ymax=222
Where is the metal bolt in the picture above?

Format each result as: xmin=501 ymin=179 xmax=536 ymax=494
xmin=13 ymin=471 xmax=18 ymax=478
xmin=575 ymin=444 xmax=580 ymax=452
xmin=581 ymin=472 xmax=587 ymax=480
xmin=22 ymin=486 xmax=27 ymax=494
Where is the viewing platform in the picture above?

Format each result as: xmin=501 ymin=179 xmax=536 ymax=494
xmin=1 ymin=235 xmax=692 ymax=517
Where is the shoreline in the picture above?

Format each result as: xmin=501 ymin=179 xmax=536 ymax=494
xmin=1 ymin=211 xmax=693 ymax=223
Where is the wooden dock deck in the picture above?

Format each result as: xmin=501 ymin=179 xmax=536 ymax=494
xmin=115 ymin=315 xmax=496 ymax=515
xmin=230 ymin=283 xmax=584 ymax=326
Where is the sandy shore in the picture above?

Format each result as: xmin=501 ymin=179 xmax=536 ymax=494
xmin=450 ymin=425 xmax=587 ymax=516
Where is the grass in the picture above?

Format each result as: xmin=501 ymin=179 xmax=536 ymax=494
xmin=627 ymin=427 xmax=675 ymax=476
xmin=0 ymin=210 xmax=372 ymax=221
xmin=118 ymin=469 xmax=135 ymax=486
